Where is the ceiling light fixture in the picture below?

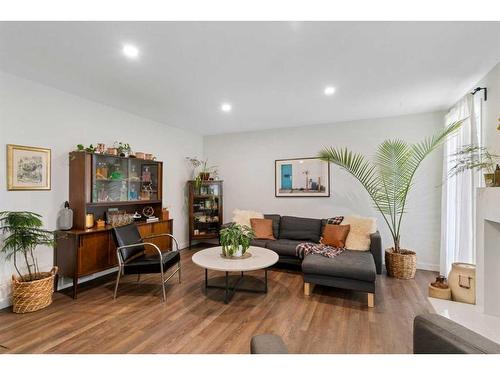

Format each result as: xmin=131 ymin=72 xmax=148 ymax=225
xmin=122 ymin=44 xmax=140 ymax=59
xmin=324 ymin=86 xmax=336 ymax=96
xmin=221 ymin=103 xmax=232 ymax=112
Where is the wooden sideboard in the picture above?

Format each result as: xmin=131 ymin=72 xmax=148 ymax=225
xmin=55 ymin=219 xmax=173 ymax=298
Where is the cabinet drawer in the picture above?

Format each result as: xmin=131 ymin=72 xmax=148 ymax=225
xmin=78 ymin=232 xmax=112 ymax=276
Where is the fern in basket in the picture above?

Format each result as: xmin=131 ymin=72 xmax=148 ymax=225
xmin=0 ymin=211 xmax=54 ymax=281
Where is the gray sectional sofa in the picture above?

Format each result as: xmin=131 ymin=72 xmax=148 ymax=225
xmin=246 ymin=214 xmax=382 ymax=307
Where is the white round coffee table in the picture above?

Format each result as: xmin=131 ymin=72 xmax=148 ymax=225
xmin=192 ymin=246 xmax=279 ymax=304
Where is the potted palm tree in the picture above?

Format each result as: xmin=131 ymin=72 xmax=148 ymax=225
xmin=319 ymin=121 xmax=462 ymax=279
xmin=0 ymin=211 xmax=57 ymax=313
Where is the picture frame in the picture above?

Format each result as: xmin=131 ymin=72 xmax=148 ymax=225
xmin=6 ymin=144 xmax=51 ymax=191
xmin=275 ymin=157 xmax=330 ymax=197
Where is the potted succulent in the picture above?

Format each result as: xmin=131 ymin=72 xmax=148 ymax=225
xmin=448 ymin=144 xmax=500 ymax=187
xmin=114 ymin=142 xmax=132 ymax=157
xmin=0 ymin=211 xmax=57 ymax=313
xmin=319 ymin=121 xmax=462 ymax=279
xmin=220 ymin=223 xmax=255 ymax=257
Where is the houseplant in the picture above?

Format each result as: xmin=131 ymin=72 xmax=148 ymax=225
xmin=318 ymin=121 xmax=463 ymax=279
xmin=186 ymin=157 xmax=218 ymax=181
xmin=448 ymin=144 xmax=500 ymax=187
xmin=220 ymin=223 xmax=255 ymax=257
xmin=0 ymin=211 xmax=57 ymax=313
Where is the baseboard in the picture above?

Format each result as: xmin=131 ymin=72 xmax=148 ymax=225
xmin=416 ymin=262 xmax=440 ymax=272
xmin=0 ymin=297 xmax=11 ymax=310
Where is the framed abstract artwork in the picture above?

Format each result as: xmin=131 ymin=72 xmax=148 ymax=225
xmin=7 ymin=144 xmax=51 ymax=190
xmin=275 ymin=157 xmax=330 ymax=197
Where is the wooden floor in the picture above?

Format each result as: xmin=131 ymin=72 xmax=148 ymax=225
xmin=0 ymin=246 xmax=436 ymax=354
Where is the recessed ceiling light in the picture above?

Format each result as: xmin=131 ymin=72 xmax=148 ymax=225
xmin=324 ymin=86 xmax=336 ymax=96
xmin=221 ymin=103 xmax=232 ymax=112
xmin=122 ymin=44 xmax=139 ymax=59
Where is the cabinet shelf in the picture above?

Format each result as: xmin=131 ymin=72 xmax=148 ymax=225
xmin=87 ymin=199 xmax=162 ymax=207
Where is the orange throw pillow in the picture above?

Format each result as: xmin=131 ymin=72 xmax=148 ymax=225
xmin=320 ymin=224 xmax=350 ymax=248
xmin=250 ymin=218 xmax=276 ymax=240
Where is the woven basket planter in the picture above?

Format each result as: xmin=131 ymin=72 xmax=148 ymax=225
xmin=11 ymin=266 xmax=58 ymax=314
xmin=385 ymin=249 xmax=416 ymax=279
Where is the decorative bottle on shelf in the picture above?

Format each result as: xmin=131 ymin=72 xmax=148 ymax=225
xmin=57 ymin=201 xmax=73 ymax=230
xmin=494 ymin=164 xmax=500 ymax=187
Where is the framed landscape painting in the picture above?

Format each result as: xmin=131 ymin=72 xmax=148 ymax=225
xmin=7 ymin=144 xmax=51 ymax=190
xmin=275 ymin=157 xmax=330 ymax=197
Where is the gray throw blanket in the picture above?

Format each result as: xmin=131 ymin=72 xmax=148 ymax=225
xmin=296 ymin=242 xmax=345 ymax=259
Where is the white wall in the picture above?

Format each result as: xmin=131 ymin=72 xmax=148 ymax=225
xmin=0 ymin=71 xmax=203 ymax=308
xmin=476 ymin=62 xmax=500 ymax=151
xmin=204 ymin=112 xmax=446 ymax=271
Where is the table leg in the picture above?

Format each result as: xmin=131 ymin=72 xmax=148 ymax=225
xmin=265 ymin=269 xmax=268 ymax=293
xmin=224 ymin=272 xmax=229 ymax=304
xmin=205 ymin=268 xmax=208 ymax=294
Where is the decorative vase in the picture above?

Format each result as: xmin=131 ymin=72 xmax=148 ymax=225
xmin=484 ymin=173 xmax=495 ymax=187
xmin=448 ymin=262 xmax=476 ymax=304
xmin=233 ymin=245 xmax=243 ymax=257
xmin=385 ymin=248 xmax=417 ymax=279
xmin=12 ymin=267 xmax=58 ymax=314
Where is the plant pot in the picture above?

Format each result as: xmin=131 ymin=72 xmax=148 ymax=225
xmin=448 ymin=262 xmax=476 ymax=304
xmin=385 ymin=248 xmax=416 ymax=279
xmin=484 ymin=173 xmax=495 ymax=187
xmin=199 ymin=172 xmax=210 ymax=181
xmin=12 ymin=266 xmax=58 ymax=314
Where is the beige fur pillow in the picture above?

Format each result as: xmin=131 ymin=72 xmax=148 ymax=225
xmin=342 ymin=215 xmax=377 ymax=251
xmin=232 ymin=209 xmax=264 ymax=227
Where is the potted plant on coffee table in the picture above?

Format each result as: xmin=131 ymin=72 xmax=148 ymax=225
xmin=318 ymin=121 xmax=463 ymax=279
xmin=220 ymin=223 xmax=255 ymax=258
xmin=0 ymin=211 xmax=57 ymax=313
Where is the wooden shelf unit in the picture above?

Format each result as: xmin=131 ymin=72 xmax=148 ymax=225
xmin=187 ymin=180 xmax=223 ymax=248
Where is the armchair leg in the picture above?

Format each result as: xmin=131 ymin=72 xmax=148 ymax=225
xmin=114 ymin=267 xmax=122 ymax=299
xmin=161 ymin=272 xmax=167 ymax=302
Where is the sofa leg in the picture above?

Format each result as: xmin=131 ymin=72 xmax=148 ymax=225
xmin=367 ymin=293 xmax=375 ymax=308
xmin=304 ymin=282 xmax=313 ymax=296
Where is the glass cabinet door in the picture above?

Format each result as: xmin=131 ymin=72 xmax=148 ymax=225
xmin=192 ymin=182 xmax=221 ymax=236
xmin=92 ymin=154 xmax=129 ymax=202
xmin=91 ymin=155 xmax=160 ymax=203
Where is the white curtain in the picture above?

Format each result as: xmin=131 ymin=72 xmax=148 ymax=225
xmin=440 ymin=94 xmax=482 ymax=276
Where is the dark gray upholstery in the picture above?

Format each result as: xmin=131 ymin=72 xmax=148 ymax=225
xmin=250 ymin=334 xmax=288 ymax=354
xmin=266 ymin=239 xmax=303 ymax=257
xmin=370 ymin=231 xmax=382 ymax=275
xmin=279 ymin=216 xmax=322 ymax=243
xmin=304 ymin=273 xmax=375 ymax=293
xmin=263 ymin=214 xmax=281 ymax=239
xmin=302 ymin=251 xmax=376 ymax=282
xmin=414 ymin=314 xmax=500 ymax=354
xmin=123 ymin=251 xmax=180 ymax=275
xmin=250 ymin=239 xmax=270 ymax=248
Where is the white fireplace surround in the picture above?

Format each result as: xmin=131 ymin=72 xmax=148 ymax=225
xmin=430 ymin=187 xmax=500 ymax=344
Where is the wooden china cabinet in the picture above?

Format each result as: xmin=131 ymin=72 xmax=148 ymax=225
xmin=55 ymin=151 xmax=173 ymax=298
xmin=187 ymin=180 xmax=223 ymax=248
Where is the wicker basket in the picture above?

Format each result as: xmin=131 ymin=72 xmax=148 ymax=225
xmin=11 ymin=266 xmax=58 ymax=314
xmin=385 ymin=249 xmax=416 ymax=279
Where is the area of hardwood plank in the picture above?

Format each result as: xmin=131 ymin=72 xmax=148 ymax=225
xmin=0 ymin=246 xmax=436 ymax=354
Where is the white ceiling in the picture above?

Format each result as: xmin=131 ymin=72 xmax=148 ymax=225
xmin=1 ymin=21 xmax=499 ymax=135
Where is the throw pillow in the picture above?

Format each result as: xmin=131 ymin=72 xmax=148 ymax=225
xmin=250 ymin=218 xmax=276 ymax=240
xmin=320 ymin=224 xmax=350 ymax=248
xmin=326 ymin=216 xmax=344 ymax=225
xmin=232 ymin=209 xmax=264 ymax=227
xmin=342 ymin=215 xmax=377 ymax=251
